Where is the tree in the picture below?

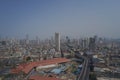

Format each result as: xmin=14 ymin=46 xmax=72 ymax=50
xmin=26 ymin=56 xmax=31 ymax=61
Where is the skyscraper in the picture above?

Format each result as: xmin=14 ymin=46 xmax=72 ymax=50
xmin=26 ymin=34 xmax=29 ymax=44
xmin=36 ymin=36 xmax=39 ymax=45
xmin=55 ymin=32 xmax=60 ymax=51
xmin=89 ymin=37 xmax=96 ymax=51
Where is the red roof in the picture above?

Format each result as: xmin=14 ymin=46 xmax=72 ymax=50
xmin=11 ymin=58 xmax=70 ymax=74
xmin=11 ymin=68 xmax=21 ymax=74
xmin=29 ymin=75 xmax=62 ymax=80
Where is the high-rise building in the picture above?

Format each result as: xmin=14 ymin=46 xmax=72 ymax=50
xmin=80 ymin=38 xmax=89 ymax=49
xmin=89 ymin=37 xmax=96 ymax=51
xmin=55 ymin=32 xmax=60 ymax=51
xmin=26 ymin=34 xmax=29 ymax=44
xmin=36 ymin=36 xmax=39 ymax=45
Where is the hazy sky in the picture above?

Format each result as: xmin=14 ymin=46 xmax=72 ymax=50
xmin=0 ymin=0 xmax=120 ymax=39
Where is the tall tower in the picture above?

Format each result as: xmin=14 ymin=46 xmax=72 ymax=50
xmin=36 ymin=36 xmax=39 ymax=45
xmin=89 ymin=37 xmax=96 ymax=51
xmin=55 ymin=32 xmax=60 ymax=52
xmin=26 ymin=34 xmax=29 ymax=44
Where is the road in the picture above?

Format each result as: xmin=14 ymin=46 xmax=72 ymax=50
xmin=75 ymin=53 xmax=89 ymax=80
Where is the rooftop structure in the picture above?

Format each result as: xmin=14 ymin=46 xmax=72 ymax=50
xmin=28 ymin=59 xmax=82 ymax=80
xmin=29 ymin=75 xmax=61 ymax=80
xmin=11 ymin=58 xmax=70 ymax=74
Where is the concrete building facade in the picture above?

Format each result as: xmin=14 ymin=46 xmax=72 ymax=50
xmin=55 ymin=32 xmax=60 ymax=52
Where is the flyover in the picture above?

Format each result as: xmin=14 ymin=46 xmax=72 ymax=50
xmin=75 ymin=53 xmax=89 ymax=80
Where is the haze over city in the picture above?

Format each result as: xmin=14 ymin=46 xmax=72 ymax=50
xmin=0 ymin=0 xmax=120 ymax=39
xmin=0 ymin=1 xmax=120 ymax=80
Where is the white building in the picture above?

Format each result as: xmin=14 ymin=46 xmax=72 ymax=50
xmin=55 ymin=32 xmax=60 ymax=52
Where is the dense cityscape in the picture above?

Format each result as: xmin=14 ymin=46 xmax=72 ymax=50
xmin=0 ymin=0 xmax=120 ymax=80
xmin=0 ymin=33 xmax=120 ymax=80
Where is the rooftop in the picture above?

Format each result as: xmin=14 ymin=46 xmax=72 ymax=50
xmin=11 ymin=58 xmax=70 ymax=74
xmin=28 ymin=60 xmax=82 ymax=80
xmin=29 ymin=75 xmax=62 ymax=80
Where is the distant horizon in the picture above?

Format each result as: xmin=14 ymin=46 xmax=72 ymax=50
xmin=0 ymin=33 xmax=119 ymax=40
xmin=0 ymin=0 xmax=120 ymax=39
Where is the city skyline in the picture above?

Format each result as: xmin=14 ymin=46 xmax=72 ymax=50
xmin=0 ymin=0 xmax=120 ymax=39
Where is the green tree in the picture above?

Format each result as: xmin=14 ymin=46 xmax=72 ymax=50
xmin=26 ymin=56 xmax=31 ymax=61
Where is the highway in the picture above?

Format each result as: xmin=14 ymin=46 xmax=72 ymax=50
xmin=75 ymin=53 xmax=89 ymax=80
